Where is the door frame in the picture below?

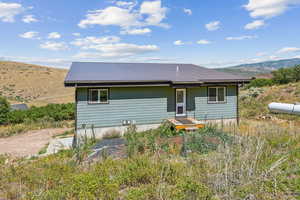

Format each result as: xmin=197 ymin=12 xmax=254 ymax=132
xmin=175 ymin=88 xmax=187 ymax=117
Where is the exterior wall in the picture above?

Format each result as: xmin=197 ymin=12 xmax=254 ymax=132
xmin=76 ymin=87 xmax=176 ymax=129
xmin=187 ymin=85 xmax=237 ymax=120
xmin=76 ymin=85 xmax=238 ymax=131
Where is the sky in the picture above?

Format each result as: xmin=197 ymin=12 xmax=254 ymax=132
xmin=0 ymin=0 xmax=300 ymax=69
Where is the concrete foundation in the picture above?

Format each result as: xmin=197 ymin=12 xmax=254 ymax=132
xmin=76 ymin=124 xmax=161 ymax=140
xmin=76 ymin=118 xmax=237 ymax=140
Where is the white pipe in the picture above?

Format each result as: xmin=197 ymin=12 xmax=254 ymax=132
xmin=268 ymin=102 xmax=300 ymax=115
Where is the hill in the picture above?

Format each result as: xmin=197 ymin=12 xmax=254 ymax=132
xmin=240 ymin=81 xmax=300 ymax=122
xmin=0 ymin=61 xmax=73 ymax=106
xmin=216 ymin=58 xmax=300 ymax=77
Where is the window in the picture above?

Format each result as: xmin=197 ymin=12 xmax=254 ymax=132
xmin=208 ymin=87 xmax=226 ymax=103
xmin=88 ymin=89 xmax=109 ymax=104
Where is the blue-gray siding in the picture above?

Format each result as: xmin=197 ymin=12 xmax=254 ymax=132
xmin=76 ymin=86 xmax=237 ymax=128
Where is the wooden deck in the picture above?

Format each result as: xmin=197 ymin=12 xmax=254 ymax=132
xmin=168 ymin=118 xmax=205 ymax=131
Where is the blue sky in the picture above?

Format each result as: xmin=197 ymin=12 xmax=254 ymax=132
xmin=0 ymin=0 xmax=300 ymax=68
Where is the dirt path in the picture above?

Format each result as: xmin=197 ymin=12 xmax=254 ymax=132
xmin=0 ymin=128 xmax=72 ymax=157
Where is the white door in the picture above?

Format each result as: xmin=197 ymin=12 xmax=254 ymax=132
xmin=176 ymin=89 xmax=186 ymax=117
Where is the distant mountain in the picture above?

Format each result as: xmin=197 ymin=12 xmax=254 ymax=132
xmin=216 ymin=58 xmax=300 ymax=77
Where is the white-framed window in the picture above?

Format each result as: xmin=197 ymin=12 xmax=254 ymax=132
xmin=208 ymin=87 xmax=226 ymax=103
xmin=88 ymin=89 xmax=109 ymax=104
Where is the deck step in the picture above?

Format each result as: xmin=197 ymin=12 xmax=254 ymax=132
xmin=168 ymin=118 xmax=205 ymax=131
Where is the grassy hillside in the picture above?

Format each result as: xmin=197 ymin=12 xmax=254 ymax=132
xmin=0 ymin=61 xmax=73 ymax=106
xmin=217 ymin=58 xmax=300 ymax=77
xmin=240 ymin=81 xmax=300 ymax=123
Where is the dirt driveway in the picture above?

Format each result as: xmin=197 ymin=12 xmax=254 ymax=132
xmin=0 ymin=128 xmax=72 ymax=157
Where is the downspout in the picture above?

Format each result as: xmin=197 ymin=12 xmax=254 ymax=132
xmin=73 ymin=84 xmax=78 ymax=148
xmin=236 ymin=84 xmax=240 ymax=125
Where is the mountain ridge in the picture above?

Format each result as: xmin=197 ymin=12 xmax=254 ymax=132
xmin=216 ymin=58 xmax=300 ymax=77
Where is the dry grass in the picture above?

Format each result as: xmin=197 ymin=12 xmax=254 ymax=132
xmin=194 ymin=120 xmax=300 ymax=199
xmin=0 ymin=61 xmax=73 ymax=106
xmin=0 ymin=120 xmax=299 ymax=199
xmin=240 ymin=82 xmax=300 ymax=123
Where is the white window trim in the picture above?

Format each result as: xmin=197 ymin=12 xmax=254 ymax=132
xmin=176 ymin=88 xmax=187 ymax=117
xmin=208 ymin=87 xmax=226 ymax=104
xmin=88 ymin=89 xmax=109 ymax=104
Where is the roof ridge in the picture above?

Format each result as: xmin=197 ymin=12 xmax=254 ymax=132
xmin=72 ymin=61 xmax=195 ymax=65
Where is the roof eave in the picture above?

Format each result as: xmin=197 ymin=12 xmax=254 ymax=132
xmin=64 ymin=78 xmax=252 ymax=87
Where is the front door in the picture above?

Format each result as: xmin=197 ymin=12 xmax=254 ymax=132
xmin=176 ymin=89 xmax=186 ymax=117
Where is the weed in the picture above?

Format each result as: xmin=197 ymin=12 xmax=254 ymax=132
xmin=0 ymin=121 xmax=299 ymax=199
xmin=38 ymin=143 xmax=49 ymax=155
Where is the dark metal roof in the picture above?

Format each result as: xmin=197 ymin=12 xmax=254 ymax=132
xmin=65 ymin=62 xmax=251 ymax=86
xmin=11 ymin=104 xmax=28 ymax=111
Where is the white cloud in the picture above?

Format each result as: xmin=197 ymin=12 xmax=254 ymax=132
xmin=197 ymin=40 xmax=211 ymax=45
xmin=277 ymin=47 xmax=300 ymax=54
xmin=0 ymin=2 xmax=24 ymax=22
xmin=78 ymin=6 xmax=140 ymax=28
xmin=120 ymin=28 xmax=151 ymax=35
xmin=19 ymin=31 xmax=39 ymax=39
xmin=183 ymin=8 xmax=192 ymax=15
xmin=244 ymin=20 xmax=265 ymax=29
xmin=74 ymin=43 xmax=158 ymax=58
xmin=174 ymin=40 xmax=184 ymax=45
xmin=40 ymin=41 xmax=68 ymax=51
xmin=244 ymin=0 xmax=300 ymax=19
xmin=226 ymin=35 xmax=257 ymax=40
xmin=71 ymin=35 xmax=159 ymax=58
xmin=205 ymin=21 xmax=220 ymax=31
xmin=78 ymin=0 xmax=168 ymax=29
xmin=71 ymin=36 xmax=121 ymax=49
xmin=22 ymin=15 xmax=38 ymax=23
xmin=48 ymin=32 xmax=61 ymax=39
xmin=72 ymin=33 xmax=81 ymax=37
xmin=115 ymin=1 xmax=136 ymax=9
xmin=140 ymin=0 xmax=168 ymax=27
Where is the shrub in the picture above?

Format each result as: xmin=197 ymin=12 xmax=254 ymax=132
xmin=185 ymin=126 xmax=233 ymax=154
xmin=271 ymin=65 xmax=300 ymax=85
xmin=245 ymin=78 xmax=274 ymax=89
xmin=124 ymin=122 xmax=179 ymax=157
xmin=292 ymin=65 xmax=300 ymax=81
xmin=7 ymin=103 xmax=75 ymax=125
xmin=272 ymin=68 xmax=295 ymax=84
xmin=240 ymin=87 xmax=264 ymax=100
xmin=0 ymin=96 xmax=10 ymax=125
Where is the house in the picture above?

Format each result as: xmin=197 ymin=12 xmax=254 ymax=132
xmin=64 ymin=62 xmax=251 ymax=138
xmin=11 ymin=103 xmax=29 ymax=111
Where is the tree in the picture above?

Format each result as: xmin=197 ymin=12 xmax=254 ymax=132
xmin=246 ymin=78 xmax=274 ymax=89
xmin=271 ymin=68 xmax=295 ymax=84
xmin=0 ymin=96 xmax=10 ymax=125
xmin=292 ymin=65 xmax=300 ymax=82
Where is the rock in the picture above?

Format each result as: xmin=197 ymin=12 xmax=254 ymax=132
xmin=46 ymin=137 xmax=73 ymax=155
